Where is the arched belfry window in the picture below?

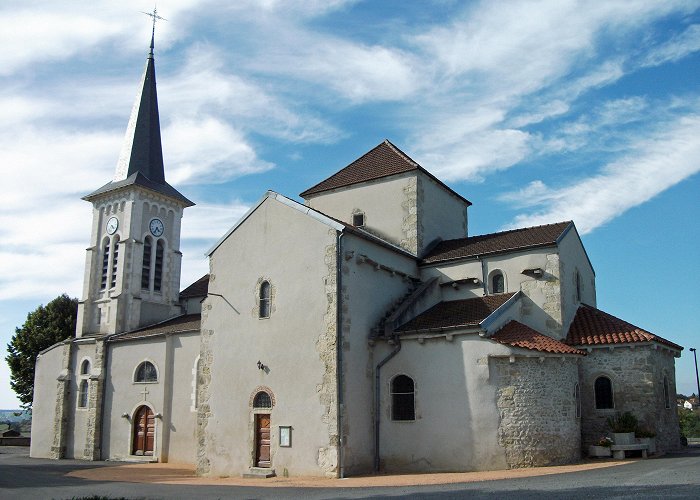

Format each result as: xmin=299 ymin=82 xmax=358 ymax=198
xmin=391 ymin=374 xmax=415 ymax=421
xmin=594 ymin=376 xmax=614 ymax=409
xmin=100 ymin=238 xmax=111 ymax=290
xmin=110 ymin=236 xmax=120 ymax=289
xmin=154 ymin=240 xmax=165 ymax=292
xmin=141 ymin=236 xmax=152 ymax=290
xmin=259 ymin=281 xmax=271 ymax=318
xmin=80 ymin=359 xmax=90 ymax=376
xmin=492 ymin=272 xmax=505 ymax=294
xmin=253 ymin=391 xmax=273 ymax=409
xmin=134 ymin=361 xmax=158 ymax=383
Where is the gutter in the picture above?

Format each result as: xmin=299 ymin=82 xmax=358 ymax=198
xmin=373 ymin=336 xmax=402 ymax=472
xmin=336 ymin=231 xmax=345 ymax=479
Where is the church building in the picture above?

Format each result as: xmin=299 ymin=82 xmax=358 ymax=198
xmin=30 ymin=37 xmax=683 ymax=478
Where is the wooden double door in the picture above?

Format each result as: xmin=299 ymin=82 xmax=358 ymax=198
xmin=132 ymin=405 xmax=155 ymax=456
xmin=255 ymin=414 xmax=271 ymax=467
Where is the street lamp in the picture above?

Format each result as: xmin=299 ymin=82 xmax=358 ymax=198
xmin=690 ymin=348 xmax=700 ymax=405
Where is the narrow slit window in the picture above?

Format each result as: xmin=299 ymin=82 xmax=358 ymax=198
xmin=492 ymin=273 xmax=504 ymax=294
xmin=576 ymin=271 xmax=582 ymax=302
xmin=78 ymin=379 xmax=89 ymax=408
xmin=259 ymin=281 xmax=271 ymax=318
xmin=663 ymin=376 xmax=671 ymax=409
xmin=575 ymin=383 xmax=581 ymax=418
xmin=100 ymin=239 xmax=110 ymax=290
xmin=391 ymin=375 xmax=415 ymax=421
xmin=141 ymin=236 xmax=152 ymax=290
xmin=154 ymin=240 xmax=164 ymax=292
xmin=110 ymin=237 xmax=120 ymax=289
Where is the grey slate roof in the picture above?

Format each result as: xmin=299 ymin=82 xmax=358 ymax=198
xmin=84 ymin=40 xmax=193 ymax=207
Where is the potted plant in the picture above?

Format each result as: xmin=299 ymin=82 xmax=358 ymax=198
xmin=589 ymin=436 xmax=613 ymax=457
xmin=636 ymin=427 xmax=657 ymax=454
xmin=607 ymin=412 xmax=638 ymax=445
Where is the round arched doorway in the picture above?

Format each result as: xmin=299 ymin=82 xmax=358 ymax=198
xmin=132 ymin=405 xmax=155 ymax=456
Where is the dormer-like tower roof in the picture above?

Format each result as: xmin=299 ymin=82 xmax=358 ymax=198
xmin=84 ymin=35 xmax=193 ymax=207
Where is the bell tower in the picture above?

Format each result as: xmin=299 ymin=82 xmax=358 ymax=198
xmin=75 ymin=34 xmax=194 ymax=337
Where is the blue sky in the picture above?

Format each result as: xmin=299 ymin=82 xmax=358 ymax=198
xmin=1 ymin=0 xmax=699 ymax=408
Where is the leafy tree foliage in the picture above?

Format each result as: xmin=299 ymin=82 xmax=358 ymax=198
xmin=678 ymin=407 xmax=700 ymax=438
xmin=6 ymin=294 xmax=78 ymax=408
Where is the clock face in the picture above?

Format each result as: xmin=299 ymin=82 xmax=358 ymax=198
xmin=106 ymin=217 xmax=119 ymax=235
xmin=149 ymin=218 xmax=164 ymax=237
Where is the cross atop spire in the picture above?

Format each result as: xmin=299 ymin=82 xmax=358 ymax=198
xmin=141 ymin=6 xmax=167 ymax=57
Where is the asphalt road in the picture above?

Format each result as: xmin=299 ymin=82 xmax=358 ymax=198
xmin=2 ymin=446 xmax=699 ymax=499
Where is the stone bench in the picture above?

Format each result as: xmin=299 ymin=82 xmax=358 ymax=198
xmin=610 ymin=443 xmax=648 ymax=459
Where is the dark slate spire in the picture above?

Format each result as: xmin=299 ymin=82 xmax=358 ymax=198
xmin=84 ymin=36 xmax=193 ymax=206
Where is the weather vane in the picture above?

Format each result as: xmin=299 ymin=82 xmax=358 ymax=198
xmin=141 ymin=6 xmax=167 ymax=51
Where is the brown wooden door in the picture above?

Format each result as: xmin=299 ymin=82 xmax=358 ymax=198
xmin=132 ymin=406 xmax=155 ymax=456
xmin=255 ymin=414 xmax=271 ymax=467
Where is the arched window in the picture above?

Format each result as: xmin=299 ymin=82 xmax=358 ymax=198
xmin=663 ymin=376 xmax=671 ymax=409
xmin=391 ymin=375 xmax=415 ymax=421
xmin=259 ymin=281 xmax=271 ymax=318
xmin=141 ymin=236 xmax=152 ymax=290
xmin=80 ymin=359 xmax=91 ymax=376
xmin=253 ymin=391 xmax=273 ymax=409
xmin=154 ymin=240 xmax=165 ymax=292
xmin=135 ymin=361 xmax=158 ymax=383
xmin=492 ymin=272 xmax=505 ymax=294
xmin=78 ymin=379 xmax=89 ymax=408
xmin=594 ymin=376 xmax=614 ymax=409
xmin=110 ymin=236 xmax=120 ymax=289
xmin=575 ymin=383 xmax=581 ymax=418
xmin=100 ymin=238 xmax=110 ymax=290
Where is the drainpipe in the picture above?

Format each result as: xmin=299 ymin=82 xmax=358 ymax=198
xmin=479 ymin=256 xmax=487 ymax=294
xmin=336 ymin=231 xmax=345 ymax=479
xmin=374 ymin=336 xmax=402 ymax=472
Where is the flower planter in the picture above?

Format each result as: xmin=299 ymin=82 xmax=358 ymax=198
xmin=612 ymin=432 xmax=635 ymax=445
xmin=637 ymin=437 xmax=656 ymax=454
xmin=588 ymin=445 xmax=612 ymax=457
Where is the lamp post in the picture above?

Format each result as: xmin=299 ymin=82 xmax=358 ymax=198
xmin=691 ymin=348 xmax=700 ymax=406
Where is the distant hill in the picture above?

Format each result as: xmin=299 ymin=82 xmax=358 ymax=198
xmin=0 ymin=410 xmax=31 ymax=423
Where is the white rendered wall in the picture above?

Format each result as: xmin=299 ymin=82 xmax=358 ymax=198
xmin=557 ymin=227 xmax=596 ymax=333
xmin=339 ymin=233 xmax=418 ymax=474
xmin=30 ymin=343 xmax=66 ymax=458
xmin=417 ymin=172 xmax=469 ymax=250
xmin=199 ymin=197 xmax=342 ymax=477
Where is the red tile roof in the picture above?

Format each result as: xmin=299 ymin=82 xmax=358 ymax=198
xmin=180 ymin=274 xmax=209 ymax=298
xmin=300 ymin=140 xmax=471 ymax=204
xmin=566 ymin=304 xmax=683 ymax=351
xmin=396 ymin=293 xmax=515 ymax=333
xmin=110 ymin=314 xmax=201 ymax=341
xmin=422 ymin=221 xmax=572 ymax=264
xmin=492 ymin=321 xmax=585 ymax=355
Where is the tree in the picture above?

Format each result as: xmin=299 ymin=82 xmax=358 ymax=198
xmin=6 ymin=294 xmax=78 ymax=408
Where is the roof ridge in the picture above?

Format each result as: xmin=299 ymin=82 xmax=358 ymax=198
xmin=382 ymin=139 xmax=419 ymax=168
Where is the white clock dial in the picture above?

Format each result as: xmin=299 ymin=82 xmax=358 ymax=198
xmin=149 ymin=218 xmax=164 ymax=237
xmin=106 ymin=217 xmax=119 ymax=235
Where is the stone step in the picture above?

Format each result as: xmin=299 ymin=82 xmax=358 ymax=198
xmin=242 ymin=467 xmax=276 ymax=478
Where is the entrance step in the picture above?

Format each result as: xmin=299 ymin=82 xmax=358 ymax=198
xmin=243 ymin=467 xmax=276 ymax=478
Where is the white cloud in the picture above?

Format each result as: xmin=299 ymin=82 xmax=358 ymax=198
xmin=505 ymin=113 xmax=700 ymax=233
xmin=164 ymin=117 xmax=273 ymax=185
xmin=642 ymin=23 xmax=700 ymax=67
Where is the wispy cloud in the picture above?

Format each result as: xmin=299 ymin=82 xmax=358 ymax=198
xmin=641 ymin=23 xmax=700 ymax=67
xmin=503 ymin=112 xmax=700 ymax=233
